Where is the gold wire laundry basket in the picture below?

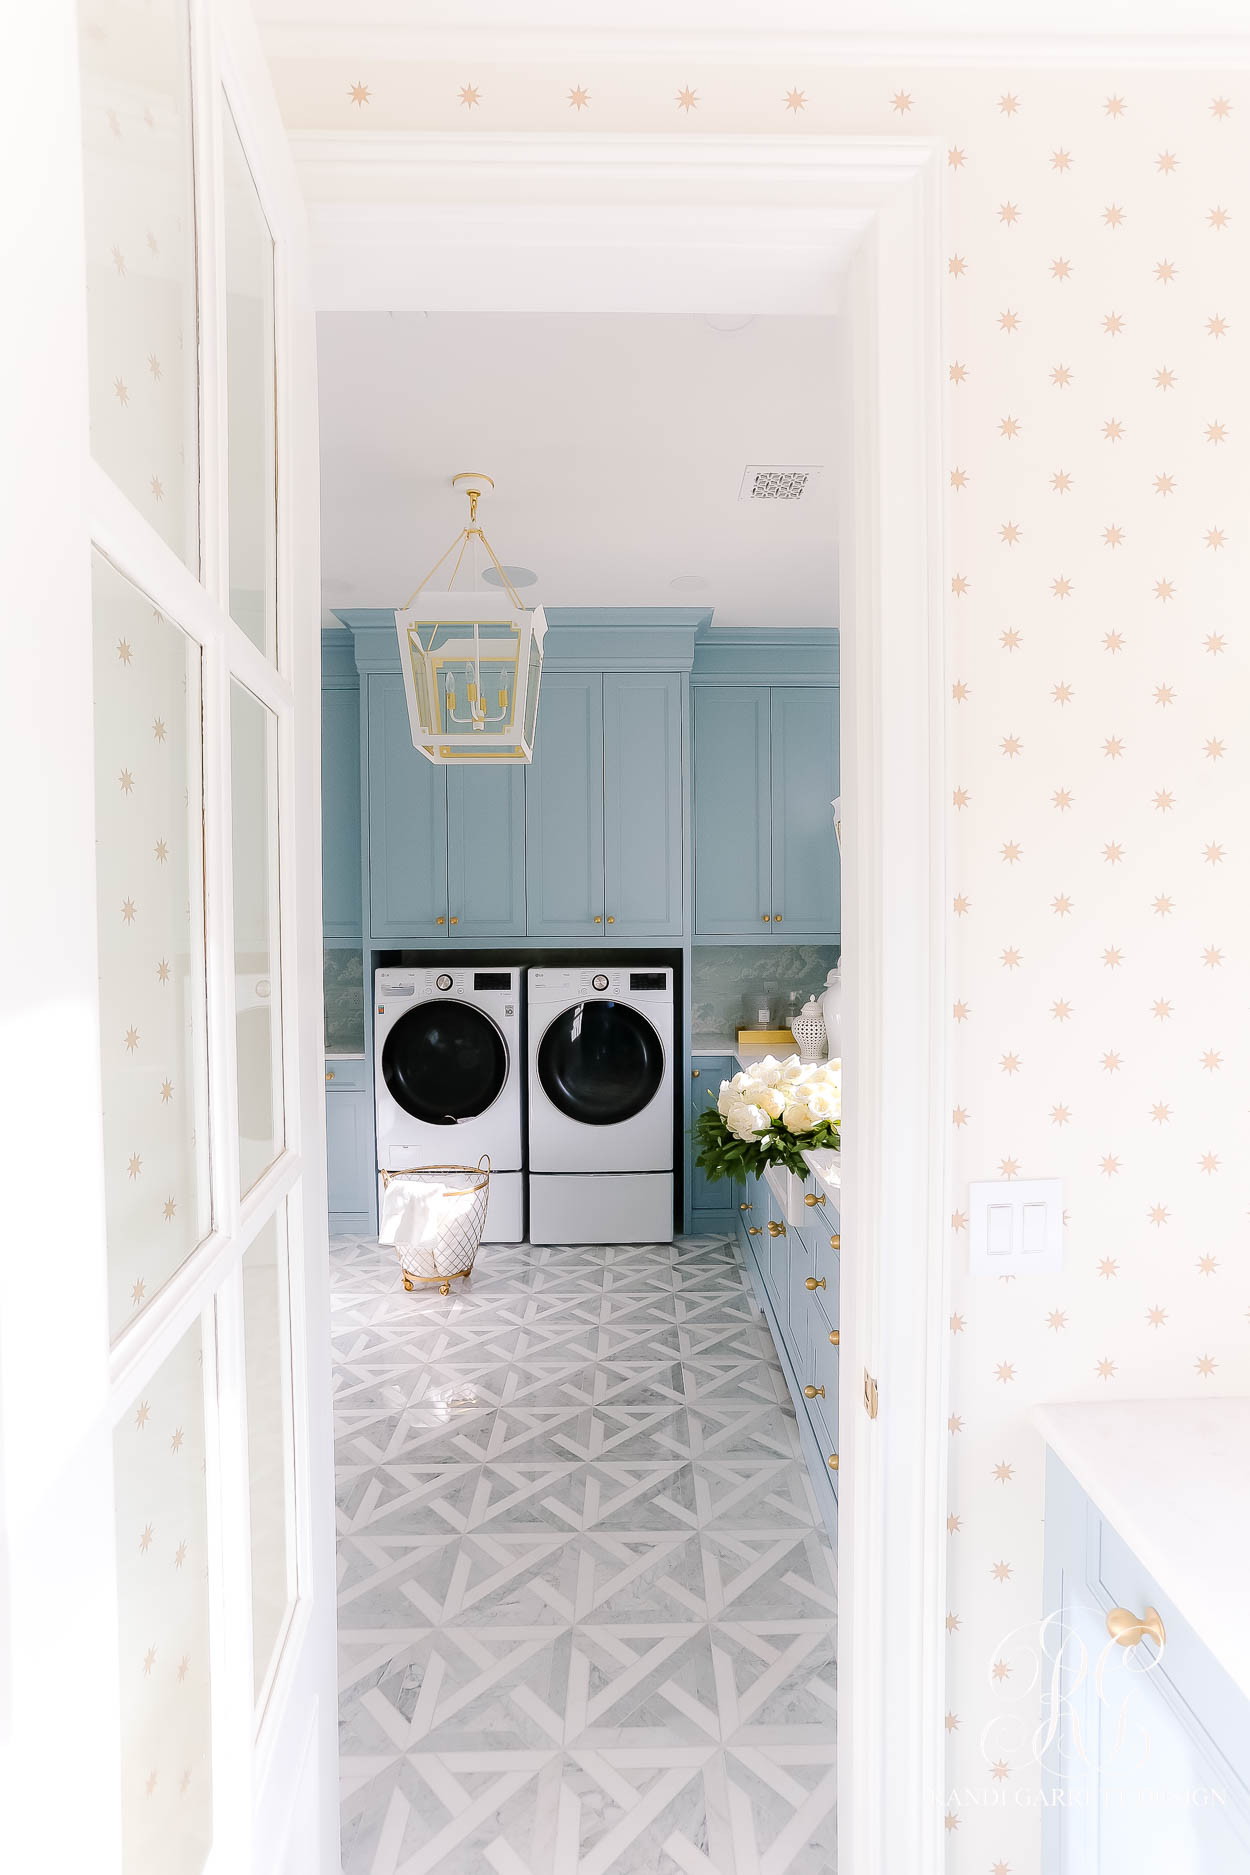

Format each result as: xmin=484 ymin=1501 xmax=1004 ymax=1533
xmin=379 ymin=1157 xmax=490 ymax=1296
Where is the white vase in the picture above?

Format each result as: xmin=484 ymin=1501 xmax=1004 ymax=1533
xmin=790 ymin=996 xmax=826 ymax=1063
xmin=821 ymin=966 xmax=842 ymax=1061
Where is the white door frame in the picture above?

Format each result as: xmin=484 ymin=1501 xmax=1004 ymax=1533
xmin=296 ymin=130 xmax=949 ymax=1875
xmin=0 ymin=4 xmax=337 ymax=1871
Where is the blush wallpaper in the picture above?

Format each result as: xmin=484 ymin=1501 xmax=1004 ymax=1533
xmin=262 ymin=49 xmax=1250 ymax=1873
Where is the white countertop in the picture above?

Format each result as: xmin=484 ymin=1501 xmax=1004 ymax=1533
xmin=1033 ymin=1397 xmax=1250 ymax=1702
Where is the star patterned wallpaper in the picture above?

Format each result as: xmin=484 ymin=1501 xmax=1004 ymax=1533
xmin=260 ymin=52 xmax=1250 ymax=1872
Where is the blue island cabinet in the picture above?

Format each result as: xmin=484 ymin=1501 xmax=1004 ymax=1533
xmin=526 ymin=669 xmax=683 ymax=939
xmin=692 ymin=682 xmax=839 ymax=939
xmin=366 ymin=671 xmax=525 ymax=941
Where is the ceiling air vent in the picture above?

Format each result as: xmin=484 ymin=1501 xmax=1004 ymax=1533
xmin=738 ymin=465 xmax=822 ymax=502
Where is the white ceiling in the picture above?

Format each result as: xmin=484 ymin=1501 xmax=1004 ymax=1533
xmin=318 ymin=311 xmax=840 ymax=630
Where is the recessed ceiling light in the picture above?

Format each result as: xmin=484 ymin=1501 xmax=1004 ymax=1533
xmin=704 ymin=314 xmax=755 ymax=333
xmin=668 ymin=574 xmax=711 ymax=593
xmin=481 ymin=564 xmax=538 ymax=589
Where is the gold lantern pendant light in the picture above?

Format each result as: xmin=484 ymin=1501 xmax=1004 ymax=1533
xmin=393 ymin=472 xmax=547 ymax=765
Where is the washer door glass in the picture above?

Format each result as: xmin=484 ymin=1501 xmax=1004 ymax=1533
xmin=382 ymin=1001 xmax=508 ymax=1126
xmin=537 ymin=1001 xmax=665 ymax=1125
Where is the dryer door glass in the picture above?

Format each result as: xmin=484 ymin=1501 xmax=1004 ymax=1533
xmin=382 ymin=1002 xmax=508 ymax=1125
xmin=537 ymin=1001 xmax=665 ymax=1125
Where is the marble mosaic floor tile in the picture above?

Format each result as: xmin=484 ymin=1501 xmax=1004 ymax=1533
xmin=332 ymin=1232 xmax=836 ymax=1873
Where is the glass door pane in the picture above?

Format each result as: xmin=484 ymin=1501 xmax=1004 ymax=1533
xmin=114 ymin=1319 xmax=212 ymax=1874
xmin=93 ymin=553 xmax=211 ymax=1338
xmin=241 ymin=1205 xmax=298 ymax=1703
xmin=231 ymin=682 xmax=284 ymax=1191
xmin=78 ymin=0 xmax=198 ymax=569
xmin=222 ymin=100 xmax=276 ymax=657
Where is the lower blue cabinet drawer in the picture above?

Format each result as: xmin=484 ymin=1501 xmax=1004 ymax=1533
xmin=325 ymin=1054 xmax=367 ymax=1091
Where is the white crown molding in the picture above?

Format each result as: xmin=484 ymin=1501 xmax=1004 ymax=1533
xmin=258 ymin=22 xmax=1250 ymax=68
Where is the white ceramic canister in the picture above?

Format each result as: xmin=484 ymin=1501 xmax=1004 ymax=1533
xmin=790 ymin=996 xmax=827 ymax=1063
xmin=821 ymin=965 xmax=842 ymax=1060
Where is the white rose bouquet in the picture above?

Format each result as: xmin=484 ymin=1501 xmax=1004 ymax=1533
xmin=694 ymin=1054 xmax=841 ymax=1181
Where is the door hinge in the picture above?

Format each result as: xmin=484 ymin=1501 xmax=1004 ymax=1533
xmin=863 ymin=1370 xmax=879 ymax=1419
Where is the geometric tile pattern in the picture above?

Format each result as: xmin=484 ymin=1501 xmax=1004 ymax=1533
xmin=331 ymin=1232 xmax=837 ymax=1873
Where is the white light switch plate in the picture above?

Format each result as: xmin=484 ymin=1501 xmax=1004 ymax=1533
xmin=969 ymin=1178 xmax=1063 ymax=1276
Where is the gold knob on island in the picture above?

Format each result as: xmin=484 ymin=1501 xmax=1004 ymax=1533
xmin=805 ymin=1276 xmax=826 ymax=1291
xmin=739 ymin=1202 xmax=751 ymax=1212
xmin=828 ymin=1453 xmax=839 ymax=1471
xmin=1106 ymin=1606 xmax=1166 ymax=1650
xmin=804 ymin=1192 xmax=826 ymax=1208
xmin=829 ymin=1329 xmax=840 ymax=1346
xmin=748 ymin=1225 xmax=762 ymax=1235
xmin=830 ymin=1235 xmax=841 ymax=1250
xmin=803 ymin=1385 xmax=825 ymax=1399
xmin=767 ymin=1220 xmax=787 ymax=1237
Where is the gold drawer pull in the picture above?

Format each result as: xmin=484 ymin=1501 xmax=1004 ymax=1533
xmin=692 ymin=1069 xmax=700 ymax=1078
xmin=607 ymin=915 xmax=615 ymax=924
xmin=805 ymin=1276 xmax=826 ymax=1291
xmin=829 ymin=1329 xmax=840 ymax=1346
xmin=450 ymin=916 xmax=459 ymax=926
xmin=325 ymin=1070 xmax=334 ymax=1081
xmin=435 ymin=916 xmax=446 ymax=926
xmin=767 ymin=1219 xmax=786 ymax=1237
xmin=804 ymin=1192 xmax=826 ymax=1208
xmin=828 ymin=1453 xmax=839 ymax=1471
xmin=803 ymin=1384 xmax=825 ymax=1399
xmin=761 ymin=913 xmax=771 ymax=922
xmin=748 ymin=1225 xmax=762 ymax=1236
xmin=594 ymin=915 xmax=602 ymax=923
xmin=774 ymin=914 xmax=783 ymax=924
xmin=739 ymin=1202 xmax=751 ymax=1212
xmin=830 ymin=1234 xmax=841 ymax=1250
xmin=1106 ymin=1606 xmax=1165 ymax=1651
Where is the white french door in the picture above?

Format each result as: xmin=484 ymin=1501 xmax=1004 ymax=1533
xmin=0 ymin=3 xmax=336 ymax=1873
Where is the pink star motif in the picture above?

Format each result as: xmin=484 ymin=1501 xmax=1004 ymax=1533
xmin=1154 ymin=578 xmax=1175 ymax=603
xmin=1154 ymin=367 xmax=1176 ymax=391
xmin=1102 ymin=842 xmax=1124 ymax=865
xmin=1205 ymin=528 xmax=1226 ymax=550
xmin=1051 ymin=148 xmax=1072 ymax=171
xmin=1152 ymin=895 xmax=1174 ymax=917
xmin=1050 ymin=1104 xmax=1071 ymax=1126
xmin=1095 ymin=1357 xmax=1118 ymax=1380
xmin=1102 ymin=418 xmax=1125 ymax=443
xmin=1203 ymin=738 xmax=1226 ymax=761
xmin=1208 ymin=206 xmax=1231 ymax=230
xmin=1196 ymin=1355 xmax=1218 ymax=1377
xmin=994 ymin=1364 xmax=1015 ymax=1386
xmin=1208 ymin=314 xmax=1228 ymax=338
xmin=1148 ymin=1204 xmax=1170 ymax=1227
xmin=1211 ymin=97 xmax=1233 ymax=117
xmin=1154 ymin=472 xmax=1176 ymax=496
xmin=1099 ymin=1155 xmax=1120 ymax=1177
xmin=1206 ymin=421 xmax=1227 ymax=444
xmin=952 ymin=1107 xmax=968 ymax=1127
xmin=1051 ymin=576 xmax=1073 ymax=599
xmin=998 ymin=309 xmax=1020 ymax=333
xmin=999 ymin=415 xmax=1021 ymax=439
xmin=998 ymin=93 xmax=1021 ymax=115
xmin=1202 ymin=845 xmax=1224 ymax=868
xmin=1198 ymin=1152 xmax=1220 ymax=1175
xmin=950 ymin=467 xmax=969 ymax=490
xmin=999 ymin=1053 xmax=1021 ymax=1075
xmin=1200 ymin=1047 xmax=1223 ymax=1069
xmin=1205 ymin=634 xmax=1226 ymax=655
xmin=1101 ymin=1051 xmax=1122 ymax=1073
xmin=1000 ymin=948 xmax=1022 ymax=970
xmin=1156 ymin=151 xmax=1179 ymax=173
xmin=949 ymin=360 xmax=968 ymax=383
xmin=1151 ymin=998 xmax=1173 ymax=1021
xmin=998 ymin=1158 xmax=1020 ymax=1180
xmin=1051 ymin=364 xmax=1073 ymax=387
xmin=948 ymin=254 xmax=967 ymax=277
xmin=1052 ymin=896 xmax=1073 ymax=916
xmin=1052 ymin=790 xmax=1072 ymax=811
xmin=1047 ymin=1309 xmax=1068 ymax=1330
xmin=1051 ymin=999 xmax=1072 ymax=1021
xmin=1202 ymin=946 xmax=1223 ymax=968
xmin=1000 ymin=628 xmax=1023 ymax=650
xmin=890 ymin=90 xmax=913 ymax=114
xmin=1103 ymin=312 xmax=1125 ymax=336
xmin=1103 ymin=525 xmax=1125 ymax=548
xmin=1103 ymin=737 xmax=1124 ymax=759
xmin=1104 ymin=94 xmax=1127 ymax=116
xmin=998 ymin=203 xmax=1020 ymax=225
xmin=1052 ymin=682 xmax=1074 ymax=705
xmin=1000 ymin=841 xmax=1022 ymax=864
xmin=1050 ymin=257 xmax=1072 ymax=282
xmin=999 ymin=522 xmax=1022 ymax=545
xmin=948 ymin=146 xmax=966 ymax=168
xmin=1154 ymin=791 xmax=1175 ymax=813
xmin=1099 ymin=1258 xmax=1119 ymax=1279
xmin=1000 ymin=734 xmax=1022 ymax=756
xmin=1102 ymin=948 xmax=1123 ymax=970
xmin=950 ymin=573 xmax=970 ymax=596
xmin=1051 ymin=469 xmax=1073 ymax=493
xmin=1103 ymin=203 xmax=1125 ymax=228
xmin=1151 ymin=1103 xmax=1171 ymax=1124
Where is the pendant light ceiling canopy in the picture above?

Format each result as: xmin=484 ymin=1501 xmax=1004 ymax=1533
xmin=394 ymin=472 xmax=547 ymax=765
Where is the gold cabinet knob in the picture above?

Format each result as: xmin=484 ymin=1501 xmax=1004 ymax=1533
xmin=692 ymin=1069 xmax=700 ymax=1078
xmin=435 ymin=916 xmax=446 ymax=926
xmin=828 ymin=1453 xmax=839 ymax=1471
xmin=829 ymin=1329 xmax=840 ymax=1346
xmin=805 ymin=1275 xmax=826 ymax=1291
xmin=761 ymin=913 xmax=771 ymax=922
xmin=607 ymin=916 xmax=615 ymax=924
xmin=325 ymin=1070 xmax=334 ymax=1081
xmin=830 ymin=1235 xmax=841 ymax=1250
xmin=774 ymin=914 xmax=783 ymax=924
xmin=1106 ymin=1606 xmax=1166 ymax=1650
xmin=450 ymin=916 xmax=459 ymax=925
xmin=593 ymin=915 xmax=602 ymax=923
xmin=804 ymin=1385 xmax=825 ymax=1399
xmin=804 ymin=1192 xmax=826 ymax=1208
xmin=748 ymin=1225 xmax=762 ymax=1236
xmin=739 ymin=1202 xmax=751 ymax=1211
xmin=767 ymin=1219 xmax=787 ymax=1237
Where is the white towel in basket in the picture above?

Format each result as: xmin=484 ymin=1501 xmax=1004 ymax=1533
xmin=379 ymin=1178 xmax=481 ymax=1276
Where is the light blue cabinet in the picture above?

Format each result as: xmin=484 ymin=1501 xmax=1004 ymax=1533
xmin=770 ymin=687 xmax=840 ymax=937
xmin=1043 ymin=1453 xmax=1250 ymax=1873
xmin=325 ymin=1060 xmax=373 ymax=1229
xmin=692 ymin=686 xmax=772 ymax=933
xmin=322 ymin=663 xmax=362 ymax=942
xmin=693 ymin=683 xmax=839 ymax=939
xmin=526 ymin=670 xmax=683 ymax=939
xmin=525 ymin=671 xmax=605 ymax=936
xmin=367 ymin=673 xmax=525 ymax=940
xmin=689 ymin=1057 xmax=739 ymax=1221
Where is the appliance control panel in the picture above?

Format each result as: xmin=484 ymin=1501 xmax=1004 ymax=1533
xmin=374 ymin=966 xmax=519 ymax=1008
xmin=529 ymin=967 xmax=673 ymax=1001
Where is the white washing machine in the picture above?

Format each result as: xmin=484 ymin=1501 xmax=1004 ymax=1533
xmin=527 ymin=965 xmax=674 ymax=1245
xmin=374 ymin=966 xmax=524 ymax=1243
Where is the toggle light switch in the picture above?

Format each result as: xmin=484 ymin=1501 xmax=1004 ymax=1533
xmin=969 ymin=1179 xmax=1063 ymax=1275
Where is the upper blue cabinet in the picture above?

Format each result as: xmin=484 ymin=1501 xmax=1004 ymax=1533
xmin=693 ymin=681 xmax=839 ymax=939
xmin=366 ymin=671 xmax=526 ymax=941
xmin=526 ymin=669 xmax=683 ymax=939
xmin=322 ymin=634 xmax=362 ymax=943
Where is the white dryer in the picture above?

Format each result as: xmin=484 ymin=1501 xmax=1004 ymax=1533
xmin=374 ymin=966 xmax=523 ymax=1243
xmin=527 ymin=965 xmax=674 ymax=1245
